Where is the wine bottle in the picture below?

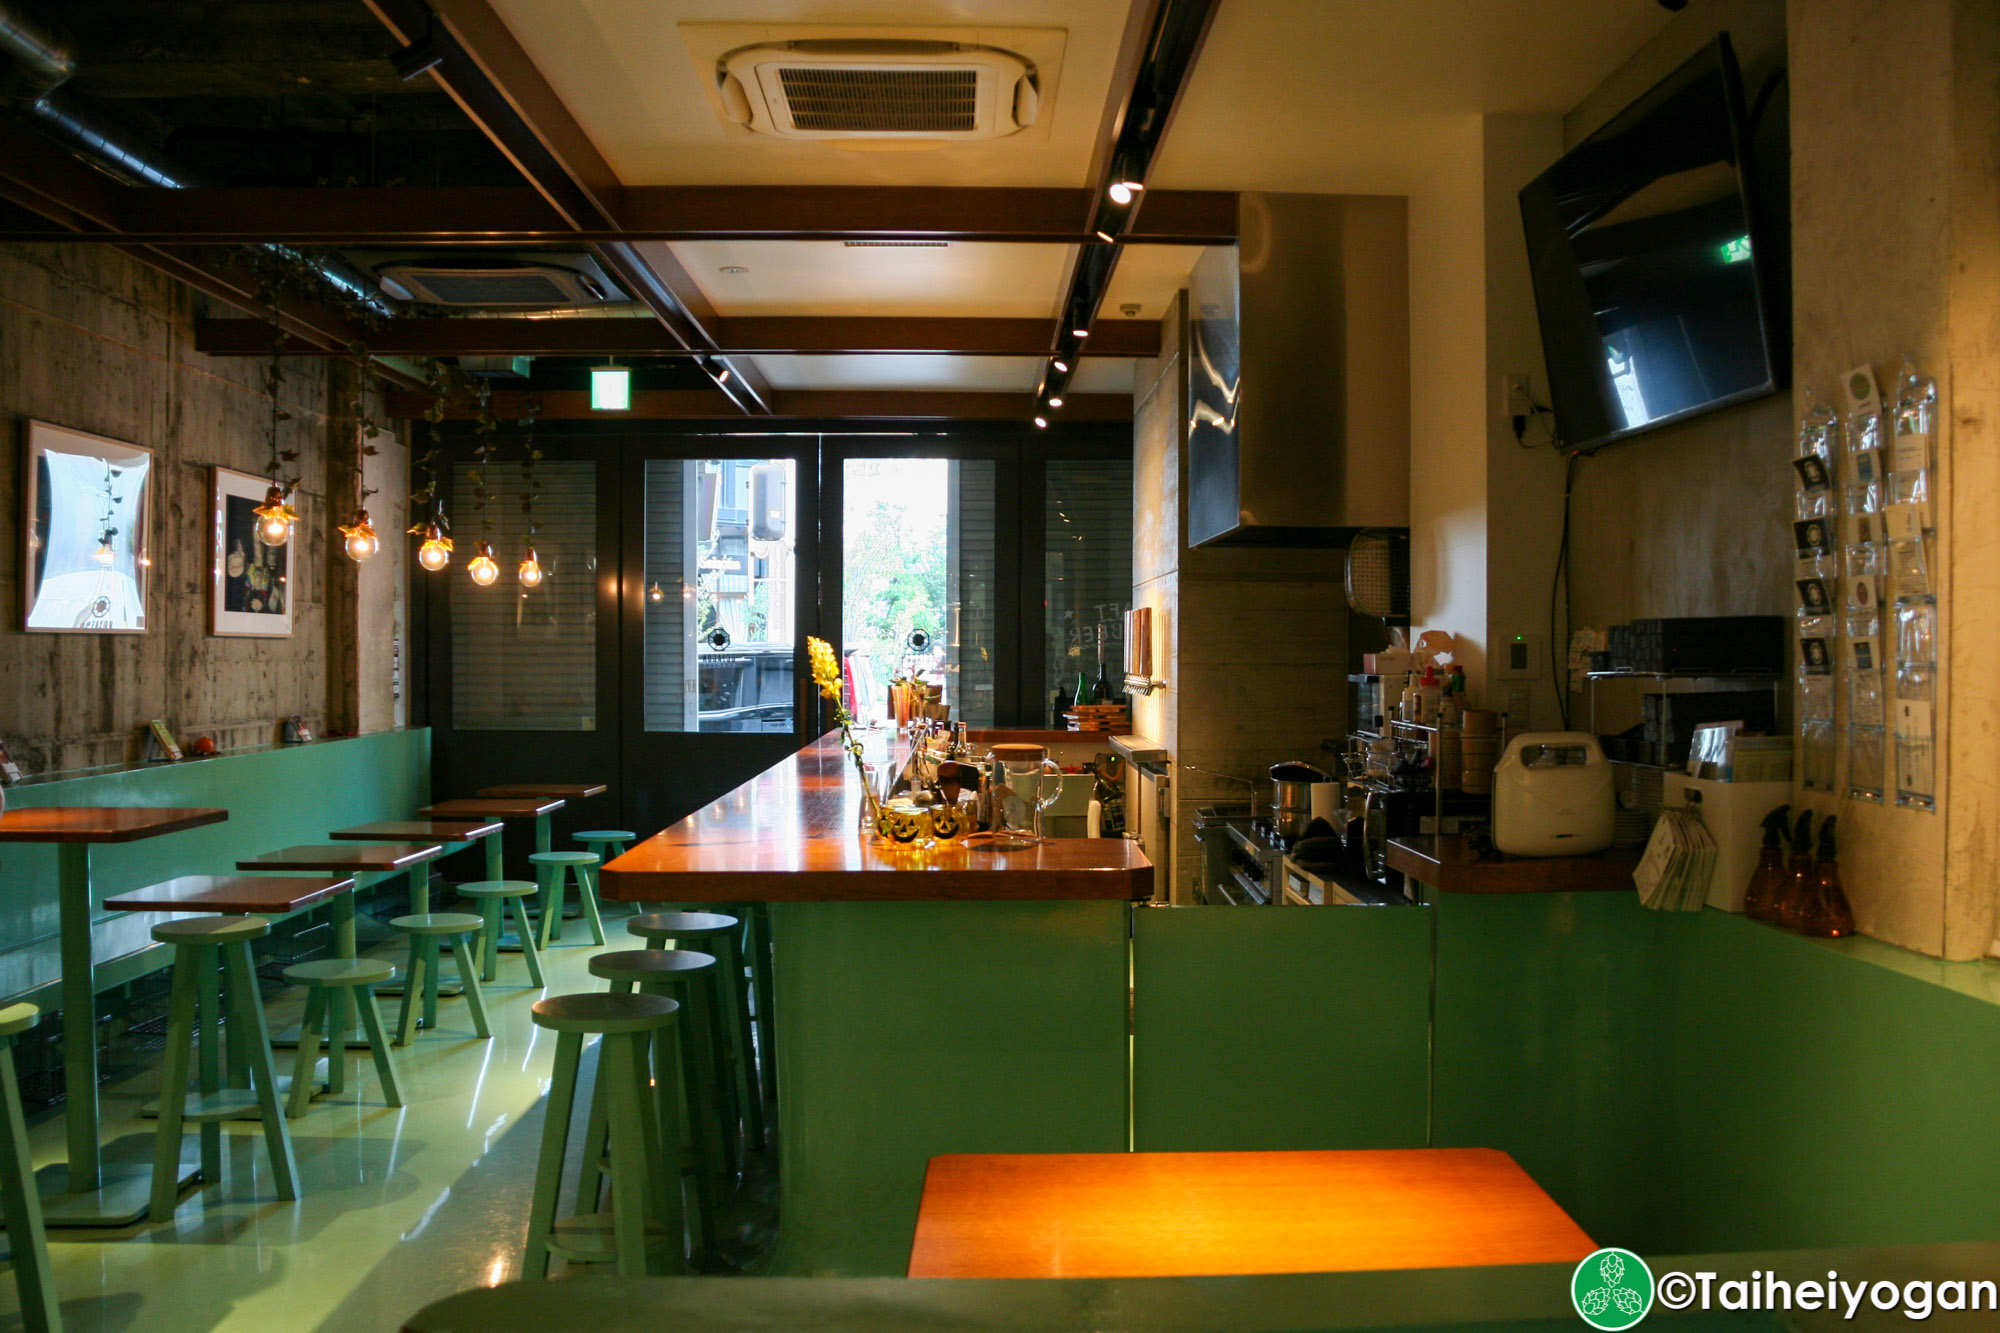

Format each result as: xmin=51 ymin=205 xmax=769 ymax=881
xmin=1074 ymin=667 xmax=1095 ymax=708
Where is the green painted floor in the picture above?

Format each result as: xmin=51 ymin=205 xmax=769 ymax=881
xmin=0 ymin=906 xmax=773 ymax=1333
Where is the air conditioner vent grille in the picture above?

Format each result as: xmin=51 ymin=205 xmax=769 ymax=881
xmin=416 ymin=273 xmax=577 ymax=305
xmin=775 ymin=65 xmax=978 ymax=132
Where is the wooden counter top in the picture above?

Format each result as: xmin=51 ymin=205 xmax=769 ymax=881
xmin=600 ymin=731 xmax=1151 ymax=903
xmin=1386 ymin=835 xmax=1639 ymax=895
xmin=906 ymin=1148 xmax=1594 ymax=1279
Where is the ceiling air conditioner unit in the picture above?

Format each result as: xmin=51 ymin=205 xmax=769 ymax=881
xmin=373 ymin=256 xmax=622 ymax=308
xmin=716 ymin=40 xmax=1039 ymax=140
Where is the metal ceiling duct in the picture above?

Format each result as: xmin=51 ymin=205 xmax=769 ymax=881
xmin=0 ymin=0 xmax=396 ymax=318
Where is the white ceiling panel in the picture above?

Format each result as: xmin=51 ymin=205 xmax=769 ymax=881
xmin=656 ymin=239 xmax=1071 ymax=318
xmin=752 ymin=355 xmax=1042 ymax=391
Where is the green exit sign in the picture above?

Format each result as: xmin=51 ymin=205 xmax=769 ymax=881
xmin=1718 ymin=235 xmax=1753 ymax=264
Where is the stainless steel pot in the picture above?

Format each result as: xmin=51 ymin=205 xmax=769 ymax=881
xmin=1269 ymin=760 xmax=1328 ymax=838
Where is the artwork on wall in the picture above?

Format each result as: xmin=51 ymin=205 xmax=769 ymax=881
xmin=211 ymin=466 xmax=297 ymax=637
xmin=21 ymin=420 xmax=153 ymax=633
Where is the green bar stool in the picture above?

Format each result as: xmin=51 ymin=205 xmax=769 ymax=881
xmin=148 ymin=916 xmax=298 ymax=1224
xmin=743 ymin=902 xmax=777 ymax=1117
xmin=0 ymin=1004 xmax=61 ymax=1333
xmin=574 ymin=830 xmax=640 ymax=911
xmin=528 ymin=851 xmax=605 ymax=948
xmin=627 ymin=911 xmax=762 ymax=1159
xmin=524 ymin=992 xmax=684 ymax=1279
xmin=458 ymin=880 xmax=544 ymax=986
xmin=281 ymin=958 xmax=402 ymax=1119
xmin=389 ymin=913 xmax=491 ymax=1044
xmin=584 ymin=949 xmax=727 ymax=1259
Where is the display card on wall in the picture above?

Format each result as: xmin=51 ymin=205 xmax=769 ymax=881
xmin=210 ymin=466 xmax=297 ymax=638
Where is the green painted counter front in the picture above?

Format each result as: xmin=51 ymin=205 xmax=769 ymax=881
xmin=0 ymin=731 xmax=431 ymax=1001
xmin=766 ymin=899 xmax=1131 ymax=1275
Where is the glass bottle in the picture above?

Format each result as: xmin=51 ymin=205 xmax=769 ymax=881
xmin=1796 ymin=816 xmax=1854 ymax=938
xmin=1740 ymin=804 xmax=1790 ymax=923
xmin=1775 ymin=810 xmax=1816 ymax=930
xmin=1074 ymin=666 xmax=1095 ymax=709
xmin=1092 ymin=624 xmax=1115 ymax=705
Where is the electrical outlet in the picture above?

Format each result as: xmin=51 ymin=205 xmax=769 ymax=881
xmin=1502 ymin=373 xmax=1534 ymax=419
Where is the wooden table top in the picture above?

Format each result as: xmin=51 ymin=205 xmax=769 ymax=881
xmin=598 ymin=731 xmax=1152 ymax=903
xmin=477 ymin=783 xmax=607 ymax=800
xmin=330 ymin=819 xmax=503 ymax=843
xmin=906 ymin=1149 xmax=1595 ymax=1279
xmin=103 ymin=874 xmax=356 ymax=915
xmin=1386 ymin=835 xmax=1640 ymax=895
xmin=0 ymin=806 xmax=228 ymax=844
xmin=237 ymin=842 xmax=444 ymax=874
xmin=420 ymin=797 xmax=565 ymax=819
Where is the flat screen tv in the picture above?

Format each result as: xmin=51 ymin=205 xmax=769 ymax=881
xmin=1520 ymin=34 xmax=1780 ymax=453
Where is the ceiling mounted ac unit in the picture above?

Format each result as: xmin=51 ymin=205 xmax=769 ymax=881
xmin=716 ymin=39 xmax=1040 ymax=140
xmin=372 ymin=256 xmax=623 ymax=308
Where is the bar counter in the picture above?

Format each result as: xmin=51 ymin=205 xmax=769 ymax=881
xmin=598 ymin=730 xmax=1151 ymax=903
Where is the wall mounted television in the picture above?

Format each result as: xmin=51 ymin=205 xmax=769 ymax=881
xmin=1520 ymin=33 xmax=1781 ymax=454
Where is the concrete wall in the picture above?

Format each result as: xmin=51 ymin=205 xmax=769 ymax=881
xmin=0 ymin=242 xmax=409 ymax=774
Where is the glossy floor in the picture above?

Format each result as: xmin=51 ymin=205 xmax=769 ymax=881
xmin=0 ymin=911 xmax=757 ymax=1333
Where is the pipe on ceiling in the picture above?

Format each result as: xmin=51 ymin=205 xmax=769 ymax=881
xmin=0 ymin=0 xmax=397 ymax=319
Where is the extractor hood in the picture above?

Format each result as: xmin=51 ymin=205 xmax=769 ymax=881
xmin=1185 ymin=193 xmax=1410 ymax=547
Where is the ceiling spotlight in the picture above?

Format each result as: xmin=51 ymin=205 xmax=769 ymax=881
xmin=720 ymin=265 xmax=749 ymax=274
xmin=1095 ymin=230 xmax=1115 ymax=244
xmin=1071 ymin=328 xmax=1089 ymax=339
xmin=1033 ymin=415 xmax=1048 ymax=429
xmin=1048 ymin=396 xmax=1064 ymax=408
xmin=1052 ymin=359 xmax=1069 ymax=373
xmin=714 ymin=364 xmax=732 ymax=385
xmin=1108 ymin=180 xmax=1143 ymax=205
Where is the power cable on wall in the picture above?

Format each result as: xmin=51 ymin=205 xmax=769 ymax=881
xmin=1551 ymin=450 xmax=1581 ymax=731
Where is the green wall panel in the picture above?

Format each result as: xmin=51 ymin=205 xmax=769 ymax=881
xmin=0 ymin=730 xmax=431 ymax=996
xmin=1132 ymin=904 xmax=1431 ymax=1151
xmin=767 ymin=899 xmax=1130 ymax=1277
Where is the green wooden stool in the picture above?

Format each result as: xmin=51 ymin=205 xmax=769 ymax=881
xmin=627 ymin=911 xmax=762 ymax=1160
xmin=525 ymin=992 xmax=684 ymax=1279
xmin=281 ymin=958 xmax=402 ymax=1119
xmin=529 ymin=851 xmax=605 ymax=948
xmin=585 ymin=949 xmax=727 ymax=1258
xmin=743 ymin=902 xmax=777 ymax=1120
xmin=148 ymin=916 xmax=297 ymax=1224
xmin=0 ymin=1004 xmax=61 ymax=1332
xmin=389 ymin=913 xmax=491 ymax=1044
xmin=574 ymin=830 xmax=640 ymax=911
xmin=459 ymin=880 xmax=545 ymax=986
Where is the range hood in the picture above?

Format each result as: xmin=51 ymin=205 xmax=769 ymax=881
xmin=1185 ymin=193 xmax=1410 ymax=547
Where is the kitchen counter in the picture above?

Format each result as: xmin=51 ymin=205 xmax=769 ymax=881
xmin=1386 ymin=835 xmax=1639 ymax=895
xmin=599 ymin=729 xmax=1151 ymax=903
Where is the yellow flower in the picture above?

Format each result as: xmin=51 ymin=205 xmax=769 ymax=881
xmin=807 ymin=636 xmax=842 ymax=702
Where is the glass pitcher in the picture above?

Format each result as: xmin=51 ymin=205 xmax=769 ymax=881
xmin=989 ymin=743 xmax=1065 ymax=839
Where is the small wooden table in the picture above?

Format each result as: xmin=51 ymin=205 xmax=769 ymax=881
xmin=103 ymin=874 xmax=356 ymax=916
xmin=0 ymin=805 xmax=228 ymax=1225
xmin=906 ymin=1148 xmax=1596 ymax=1279
xmin=331 ymin=820 xmax=503 ymax=913
xmin=420 ymin=798 xmax=566 ymax=880
xmin=237 ymin=843 xmax=445 ymax=958
xmin=477 ymin=783 xmax=606 ymax=801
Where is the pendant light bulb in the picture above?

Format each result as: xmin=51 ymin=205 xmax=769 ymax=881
xmin=340 ymin=509 xmax=380 ymax=563
xmin=517 ymin=547 xmax=543 ymax=588
xmin=467 ymin=540 xmax=499 ymax=587
xmin=252 ymin=485 xmax=297 ymax=548
xmin=416 ymin=522 xmax=452 ymax=572
xmin=647 ymin=581 xmax=666 ymax=603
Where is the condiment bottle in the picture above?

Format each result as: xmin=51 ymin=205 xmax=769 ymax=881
xmin=1416 ymin=665 xmax=1442 ymax=725
xmin=1740 ymin=803 xmax=1790 ymax=923
xmin=1796 ymin=815 xmax=1854 ymax=938
xmin=1775 ymin=809 xmax=1816 ymax=930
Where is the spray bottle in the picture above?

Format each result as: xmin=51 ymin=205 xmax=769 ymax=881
xmin=1741 ymin=804 xmax=1790 ymax=923
xmin=1797 ymin=816 xmax=1854 ymax=938
xmin=1775 ymin=809 xmax=1816 ymax=930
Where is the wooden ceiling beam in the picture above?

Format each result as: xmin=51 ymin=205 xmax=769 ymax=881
xmin=384 ymin=388 xmax=1131 ymax=422
xmin=365 ymin=0 xmax=772 ymax=414
xmin=5 ymin=184 xmax=1235 ymax=245
xmin=196 ymin=316 xmax=1161 ymax=359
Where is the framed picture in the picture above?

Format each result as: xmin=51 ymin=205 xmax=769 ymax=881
xmin=21 ymin=420 xmax=153 ymax=633
xmin=211 ymin=466 xmax=296 ymax=637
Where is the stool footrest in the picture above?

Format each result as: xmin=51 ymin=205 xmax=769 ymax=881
xmin=544 ymin=1211 xmax=676 ymax=1262
xmin=178 ymin=1089 xmax=266 ymax=1122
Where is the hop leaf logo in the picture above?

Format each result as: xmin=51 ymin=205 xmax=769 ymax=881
xmin=1571 ymin=1248 xmax=1653 ymax=1330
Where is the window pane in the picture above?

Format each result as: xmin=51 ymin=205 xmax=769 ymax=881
xmin=643 ymin=458 xmax=797 ymax=733
xmin=451 ymin=459 xmax=596 ymax=730
xmin=1044 ymin=459 xmax=1133 ymax=723
xmin=842 ymin=458 xmax=996 ymax=728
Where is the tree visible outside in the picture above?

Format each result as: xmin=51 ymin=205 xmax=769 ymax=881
xmin=843 ymin=458 xmax=948 ymax=691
